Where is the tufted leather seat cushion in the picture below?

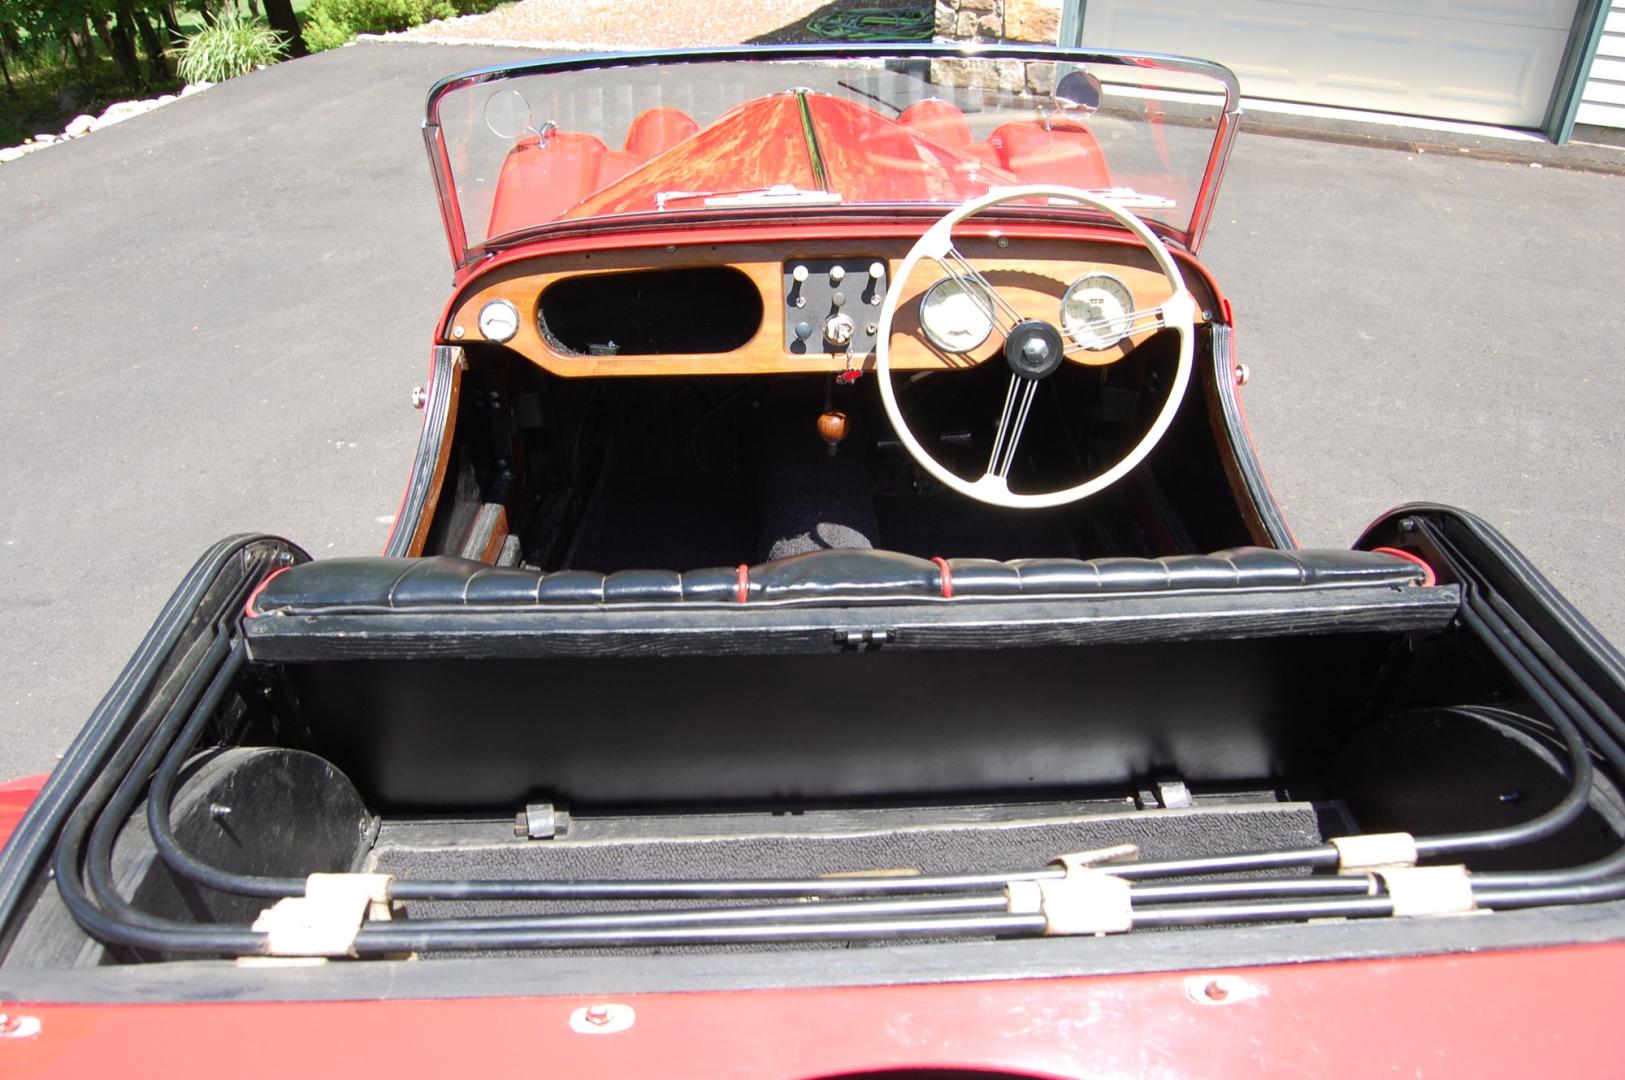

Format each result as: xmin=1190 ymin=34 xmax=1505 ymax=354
xmin=248 ymin=547 xmax=1426 ymax=615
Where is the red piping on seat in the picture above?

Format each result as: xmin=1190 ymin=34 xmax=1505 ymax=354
xmin=736 ymin=564 xmax=750 ymax=604
xmin=242 ymin=565 xmax=293 ymax=619
xmin=1371 ymin=547 xmax=1437 ymax=588
xmin=931 ymin=556 xmax=953 ymax=599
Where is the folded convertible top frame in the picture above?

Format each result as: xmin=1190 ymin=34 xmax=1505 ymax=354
xmin=35 ymin=521 xmax=1625 ymax=959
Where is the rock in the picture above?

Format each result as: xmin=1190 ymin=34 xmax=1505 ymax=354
xmin=977 ymin=12 xmax=1001 ymax=36
xmin=64 ymin=114 xmax=96 ymax=138
xmin=98 ymin=99 xmax=147 ymax=119
xmin=155 ymin=94 xmax=177 ymax=105
xmin=33 ymin=133 xmax=56 ymax=145
xmin=1004 ymin=0 xmax=1062 ymax=43
xmin=961 ymin=0 xmax=997 ymax=12
xmin=1025 ymin=60 xmax=1057 ymax=96
xmin=180 ymin=81 xmax=213 ymax=97
xmin=0 ymin=147 xmax=26 ymax=163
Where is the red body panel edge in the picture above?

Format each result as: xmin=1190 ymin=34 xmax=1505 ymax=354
xmin=4 ymin=944 xmax=1621 ymax=1078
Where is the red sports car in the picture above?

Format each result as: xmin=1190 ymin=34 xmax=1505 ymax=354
xmin=2 ymin=43 xmax=1622 ymax=1077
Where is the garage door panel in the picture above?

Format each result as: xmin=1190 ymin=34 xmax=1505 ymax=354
xmin=1084 ymin=0 xmax=1577 ymax=126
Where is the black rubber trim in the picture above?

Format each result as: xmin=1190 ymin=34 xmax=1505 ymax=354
xmin=1209 ymin=323 xmax=1294 ymax=548
xmin=383 ymin=345 xmax=461 ymax=558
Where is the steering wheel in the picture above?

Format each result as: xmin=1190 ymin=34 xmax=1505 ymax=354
xmin=875 ymin=185 xmax=1197 ymax=509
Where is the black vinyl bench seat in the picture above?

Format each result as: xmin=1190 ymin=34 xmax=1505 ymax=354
xmin=248 ymin=546 xmax=1429 ymax=615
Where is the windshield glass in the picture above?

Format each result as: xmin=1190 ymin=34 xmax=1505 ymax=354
xmin=425 ymin=45 xmax=1239 ymax=265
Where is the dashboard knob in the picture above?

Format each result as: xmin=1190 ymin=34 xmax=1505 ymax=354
xmin=829 ymin=265 xmax=846 ymax=283
xmin=792 ymin=265 xmax=809 ymax=283
xmin=831 ymin=291 xmax=846 ymax=307
xmin=793 ymin=321 xmax=812 ymax=341
xmin=868 ymin=262 xmax=885 ymax=280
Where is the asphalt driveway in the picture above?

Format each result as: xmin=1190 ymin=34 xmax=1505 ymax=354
xmin=0 ymin=42 xmax=1621 ymax=779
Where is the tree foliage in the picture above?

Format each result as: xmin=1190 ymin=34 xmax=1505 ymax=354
xmin=0 ymin=0 xmax=301 ymax=97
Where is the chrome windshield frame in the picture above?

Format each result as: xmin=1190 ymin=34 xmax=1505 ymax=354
xmin=422 ymin=43 xmax=1241 ymax=268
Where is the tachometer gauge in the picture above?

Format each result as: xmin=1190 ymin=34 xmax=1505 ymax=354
xmin=919 ymin=276 xmax=996 ymax=354
xmin=1061 ymin=273 xmax=1135 ymax=351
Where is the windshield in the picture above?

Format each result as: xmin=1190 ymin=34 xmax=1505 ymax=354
xmin=425 ymin=45 xmax=1239 ymax=266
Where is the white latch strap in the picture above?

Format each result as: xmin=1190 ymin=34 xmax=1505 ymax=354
xmin=1037 ymin=870 xmax=1133 ymax=935
xmin=253 ymin=873 xmax=395 ymax=957
xmin=1332 ymin=832 xmax=1418 ymax=871
xmin=1377 ymin=865 xmax=1476 ymax=917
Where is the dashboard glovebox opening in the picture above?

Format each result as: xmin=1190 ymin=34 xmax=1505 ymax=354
xmin=539 ymin=265 xmax=764 ymax=356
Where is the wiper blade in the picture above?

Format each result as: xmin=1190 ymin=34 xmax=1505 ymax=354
xmin=656 ymin=185 xmax=842 ymax=210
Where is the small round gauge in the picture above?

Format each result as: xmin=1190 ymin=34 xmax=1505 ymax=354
xmin=1061 ymin=273 xmax=1135 ymax=351
xmin=477 ymin=299 xmax=520 ymax=343
xmin=919 ymin=276 xmax=997 ymax=354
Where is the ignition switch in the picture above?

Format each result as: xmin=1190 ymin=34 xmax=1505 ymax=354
xmin=824 ymin=313 xmax=855 ymax=348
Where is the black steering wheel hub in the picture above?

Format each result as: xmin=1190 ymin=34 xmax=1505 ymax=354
xmin=1004 ymin=320 xmax=1065 ymax=380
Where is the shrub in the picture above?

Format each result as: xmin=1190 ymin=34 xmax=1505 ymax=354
xmin=176 ymin=9 xmax=289 ymax=84
xmin=302 ymin=0 xmax=459 ymax=51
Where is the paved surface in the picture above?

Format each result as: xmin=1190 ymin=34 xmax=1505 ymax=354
xmin=0 ymin=41 xmax=1621 ymax=780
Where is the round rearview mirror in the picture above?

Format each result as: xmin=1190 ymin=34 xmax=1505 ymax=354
xmin=484 ymin=88 xmax=534 ymax=140
xmin=1054 ymin=69 xmax=1103 ymax=114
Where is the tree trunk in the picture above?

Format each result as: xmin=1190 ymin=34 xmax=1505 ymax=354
xmin=0 ymin=37 xmax=16 ymax=100
xmin=109 ymin=2 xmax=146 ymax=90
xmin=262 ymin=0 xmax=308 ymax=57
xmin=0 ymin=22 xmax=22 ymax=57
xmin=159 ymin=4 xmax=183 ymax=42
xmin=90 ymin=13 xmax=118 ymax=59
xmin=135 ymin=11 xmax=170 ymax=80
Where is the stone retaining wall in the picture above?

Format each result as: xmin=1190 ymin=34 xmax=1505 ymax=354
xmin=932 ymin=0 xmax=1064 ymax=95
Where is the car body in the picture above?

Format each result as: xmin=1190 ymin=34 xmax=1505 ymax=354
xmin=2 ymin=43 xmax=1624 ymax=1077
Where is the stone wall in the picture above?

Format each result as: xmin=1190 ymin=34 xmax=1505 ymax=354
xmin=932 ymin=0 xmax=1064 ymax=95
xmin=933 ymin=0 xmax=1062 ymax=45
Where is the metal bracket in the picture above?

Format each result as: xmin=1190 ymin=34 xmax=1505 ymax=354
xmin=515 ymin=802 xmax=571 ymax=840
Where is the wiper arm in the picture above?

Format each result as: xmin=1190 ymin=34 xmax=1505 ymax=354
xmin=656 ymin=185 xmax=842 ymax=210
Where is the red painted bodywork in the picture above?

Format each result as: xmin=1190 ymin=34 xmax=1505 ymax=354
xmin=0 ymin=775 xmax=46 ymax=852
xmin=4 ymin=945 xmax=1622 ymax=1077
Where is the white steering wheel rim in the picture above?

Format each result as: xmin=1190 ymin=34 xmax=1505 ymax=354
xmin=875 ymin=184 xmax=1197 ymax=510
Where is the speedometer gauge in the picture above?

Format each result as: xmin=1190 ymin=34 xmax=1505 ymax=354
xmin=1061 ymin=274 xmax=1135 ymax=351
xmin=919 ymin=276 xmax=996 ymax=354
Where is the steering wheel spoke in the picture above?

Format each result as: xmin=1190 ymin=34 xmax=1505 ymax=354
xmin=933 ymin=246 xmax=1024 ymax=339
xmin=987 ymin=375 xmax=1040 ymax=480
xmin=1061 ymin=303 xmax=1167 ymax=357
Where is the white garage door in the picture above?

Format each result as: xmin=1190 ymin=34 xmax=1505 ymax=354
xmin=1082 ymin=0 xmax=1581 ymax=127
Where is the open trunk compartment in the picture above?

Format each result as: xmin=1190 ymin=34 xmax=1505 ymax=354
xmin=3 ymin=507 xmax=1624 ymax=992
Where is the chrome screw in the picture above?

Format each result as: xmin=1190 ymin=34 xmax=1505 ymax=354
xmin=411 ymin=386 xmax=428 ymax=409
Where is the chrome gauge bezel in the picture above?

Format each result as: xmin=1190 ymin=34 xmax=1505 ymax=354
xmin=918 ymin=276 xmax=997 ymax=354
xmin=477 ymin=299 xmax=521 ymax=343
xmin=1060 ymin=273 xmax=1135 ymax=352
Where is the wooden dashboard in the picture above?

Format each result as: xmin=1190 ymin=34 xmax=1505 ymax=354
xmin=445 ymin=237 xmax=1212 ymax=378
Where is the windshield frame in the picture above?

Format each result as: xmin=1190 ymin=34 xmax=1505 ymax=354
xmin=423 ymin=43 xmax=1241 ymax=268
